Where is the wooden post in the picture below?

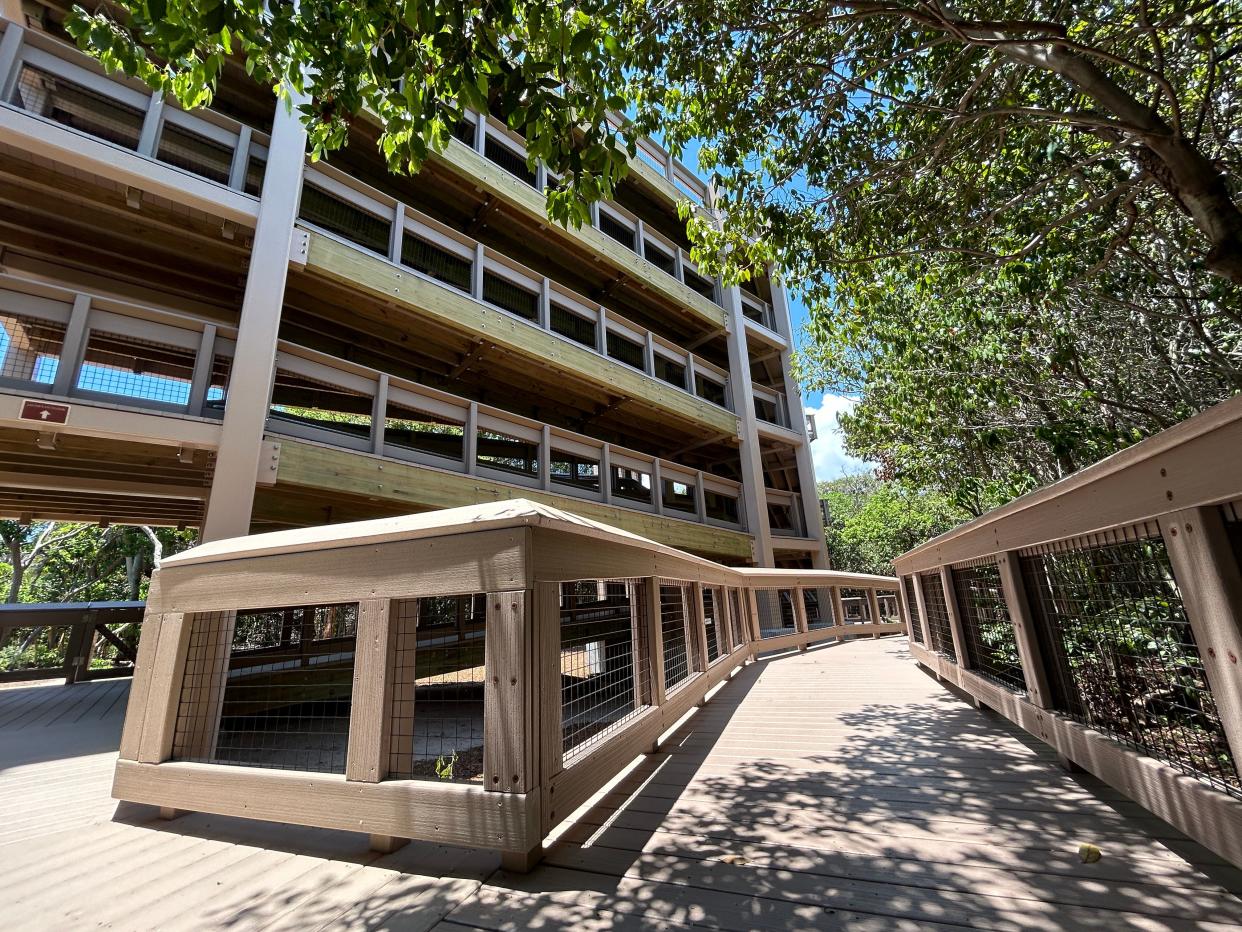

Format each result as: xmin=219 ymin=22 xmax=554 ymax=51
xmin=896 ymin=576 xmax=915 ymax=640
xmin=791 ymin=587 xmax=809 ymax=650
xmin=483 ymin=590 xmax=534 ymax=795
xmin=136 ymin=612 xmax=191 ymax=764
xmin=535 ymin=582 xmax=563 ymax=807
xmin=64 ymin=613 xmax=96 ymax=685
xmin=866 ymin=588 xmax=883 ymax=639
xmin=471 ymin=242 xmax=485 ymax=301
xmin=1160 ymin=508 xmax=1242 ymax=768
xmin=186 ymin=324 xmax=217 ymax=416
xmin=939 ymin=565 xmax=971 ymax=669
xmin=52 ymin=293 xmax=90 ymax=396
xmin=0 ymin=23 xmax=25 ymax=114
xmin=388 ymin=201 xmax=405 ymax=264
xmin=371 ymin=373 xmax=388 ymax=455
xmin=464 ymin=402 xmax=479 ymax=474
xmin=345 ymin=599 xmax=395 ymax=783
xmin=644 ymin=578 xmax=667 ymax=711
xmin=996 ymin=552 xmax=1054 ymax=710
xmin=227 ymin=125 xmax=252 ymax=191
xmin=600 ymin=445 xmax=612 ymax=504
xmin=829 ymin=586 xmax=847 ymax=642
xmin=137 ymin=91 xmax=165 ymax=157
xmin=539 ymin=426 xmax=552 ymax=491
xmin=911 ymin=573 xmax=935 ymax=648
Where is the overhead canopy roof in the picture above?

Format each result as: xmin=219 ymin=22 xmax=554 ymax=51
xmin=163 ymin=498 xmax=726 ymax=572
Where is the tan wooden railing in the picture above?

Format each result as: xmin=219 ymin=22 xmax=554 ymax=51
xmin=0 ymin=601 xmax=145 ymax=684
xmin=893 ymin=393 xmax=1242 ymax=868
xmin=110 ymin=501 xmax=900 ymax=870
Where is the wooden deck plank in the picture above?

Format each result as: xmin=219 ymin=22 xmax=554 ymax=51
xmin=1 ymin=637 xmax=1241 ymax=930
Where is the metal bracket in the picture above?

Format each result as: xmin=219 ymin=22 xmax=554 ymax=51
xmin=256 ymin=440 xmax=281 ymax=485
xmin=289 ymin=228 xmax=310 ymax=268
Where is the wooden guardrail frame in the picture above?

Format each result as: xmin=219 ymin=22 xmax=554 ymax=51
xmin=0 ymin=601 xmax=145 ymax=684
xmin=111 ymin=499 xmax=901 ymax=871
xmin=893 ymin=394 xmax=1242 ymax=869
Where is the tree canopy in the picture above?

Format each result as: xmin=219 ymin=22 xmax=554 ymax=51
xmin=69 ymin=0 xmax=1242 ymax=508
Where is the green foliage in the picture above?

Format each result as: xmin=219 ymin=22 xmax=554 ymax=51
xmin=66 ymin=0 xmax=664 ymax=228
xmin=435 ymin=750 xmax=458 ymax=781
xmin=817 ymin=473 xmax=964 ymax=575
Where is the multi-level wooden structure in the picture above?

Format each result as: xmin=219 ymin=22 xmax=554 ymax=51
xmin=0 ymin=1 xmax=826 ymax=569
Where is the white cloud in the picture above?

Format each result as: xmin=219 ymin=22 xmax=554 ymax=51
xmin=803 ymin=394 xmax=874 ymax=481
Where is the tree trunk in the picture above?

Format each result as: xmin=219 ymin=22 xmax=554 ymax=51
xmin=5 ymin=537 xmax=22 ymax=603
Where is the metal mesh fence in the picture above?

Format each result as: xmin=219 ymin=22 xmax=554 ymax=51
xmin=560 ymin=580 xmax=649 ymax=760
xmin=683 ymin=268 xmax=717 ymax=303
xmin=384 ymin=403 xmax=464 ymax=461
xmin=659 ymin=582 xmax=695 ymax=690
xmin=695 ymin=374 xmax=727 ymax=407
xmin=607 ymin=331 xmax=645 ymax=370
xmin=1022 ymin=539 xmax=1239 ymax=797
xmin=269 ymin=369 xmax=373 ymax=440
xmin=727 ymin=587 xmax=748 ymax=647
xmin=156 ymin=123 xmax=233 ymax=185
xmin=401 ymin=234 xmax=473 ymax=293
xmin=803 ymin=587 xmax=835 ymax=630
xmin=0 ymin=312 xmax=64 ymax=385
xmin=654 ymin=355 xmax=686 ymax=389
xmin=173 ymin=605 xmax=358 ymax=774
xmin=903 ymin=576 xmax=924 ymax=644
xmin=598 ymin=213 xmax=636 ymax=251
xmin=299 ymin=184 xmax=390 ymax=255
xmin=839 ymin=587 xmax=870 ymax=624
xmin=754 ymin=588 xmax=795 ymax=639
xmin=702 ymin=586 xmax=725 ymax=662
xmin=550 ymin=304 xmax=597 ymax=347
xmin=387 ymin=595 xmax=486 ymax=783
xmin=76 ymin=330 xmax=195 ymax=406
xmin=920 ymin=572 xmax=956 ymax=661
xmin=12 ymin=66 xmax=144 ymax=149
xmin=476 ymin=428 xmax=539 ymax=478
xmin=484 ymin=137 xmax=537 ymax=186
xmin=644 ymin=242 xmax=677 ymax=276
xmin=952 ymin=562 xmax=1027 ymax=693
xmin=482 ymin=272 xmax=539 ymax=321
xmin=704 ymin=490 xmax=739 ymax=524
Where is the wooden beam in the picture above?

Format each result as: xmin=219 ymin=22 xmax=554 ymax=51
xmin=345 ymin=599 xmax=396 ymax=782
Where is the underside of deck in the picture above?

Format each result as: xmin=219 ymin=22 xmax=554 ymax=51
xmin=2 ymin=638 xmax=1241 ymax=930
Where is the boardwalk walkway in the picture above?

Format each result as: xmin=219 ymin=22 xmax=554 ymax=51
xmin=2 ymin=638 xmax=1241 ymax=930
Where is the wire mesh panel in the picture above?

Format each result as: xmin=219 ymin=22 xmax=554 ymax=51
xmin=659 ymin=582 xmax=696 ymax=690
xmin=683 ymin=268 xmax=717 ymax=302
xmin=560 ymin=580 xmax=649 ymax=760
xmin=607 ymin=331 xmax=646 ymax=370
xmin=920 ymin=572 xmax=956 ymax=661
xmin=482 ymin=272 xmax=539 ymax=321
xmin=598 ymin=213 xmax=636 ymax=250
xmin=654 ymin=356 xmax=686 ymax=389
xmin=1022 ymin=539 xmax=1240 ymax=797
xmin=903 ymin=576 xmax=925 ymax=645
xmin=476 ymin=428 xmax=539 ymax=478
xmin=644 ymin=242 xmax=677 ymax=276
xmin=803 ymin=587 xmax=835 ymax=630
xmin=387 ymin=595 xmax=486 ymax=783
xmin=611 ymin=465 xmax=652 ymax=504
xmin=550 ymin=450 xmax=600 ymax=493
xmin=696 ymin=375 xmax=727 ymax=407
xmin=299 ymin=184 xmax=391 ymax=254
xmin=204 ymin=354 xmax=232 ymax=413
xmin=754 ymin=588 xmax=796 ymax=639
xmin=550 ymin=304 xmax=596 ymax=347
xmin=0 ymin=312 xmax=64 ymax=385
xmin=727 ymin=587 xmax=748 ymax=647
xmin=484 ymin=137 xmax=537 ymax=186
xmin=702 ymin=586 xmax=724 ymax=663
xmin=12 ymin=66 xmax=144 ymax=148
xmin=173 ymin=605 xmax=358 ymax=774
xmin=156 ymin=123 xmax=233 ymax=185
xmin=384 ymin=402 xmax=464 ymax=461
xmin=76 ymin=330 xmax=195 ymax=406
xmin=952 ymin=563 xmax=1026 ymax=693
xmin=839 ymin=587 xmax=870 ymax=624
xmin=704 ymin=490 xmax=739 ymax=524
xmin=401 ymin=233 xmax=473 ymax=293
xmin=269 ymin=369 xmax=373 ymax=440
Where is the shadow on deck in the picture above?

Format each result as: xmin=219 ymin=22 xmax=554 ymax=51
xmin=3 ymin=638 xmax=1242 ymax=930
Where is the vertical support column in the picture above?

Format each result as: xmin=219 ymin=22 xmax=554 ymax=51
xmin=346 ymin=599 xmax=395 ymax=783
xmin=464 ymin=402 xmax=479 ymax=474
xmin=65 ymin=614 xmax=95 ymax=685
xmin=723 ymin=285 xmax=774 ymax=566
xmin=52 ymin=293 xmax=90 ymax=396
xmin=689 ymin=582 xmax=709 ymax=702
xmin=538 ymin=278 xmax=552 ymax=331
xmin=388 ymin=201 xmax=405 ymax=264
xmin=770 ymin=282 xmax=829 ymax=569
xmin=228 ymin=125 xmax=252 ymax=191
xmin=0 ymin=21 xmax=24 ymax=104
xmin=534 ymin=581 xmax=563 ymax=827
xmin=137 ymin=91 xmax=165 ymax=157
xmin=896 ymin=576 xmax=914 ymax=638
xmin=539 ymin=425 xmax=552 ymax=491
xmin=940 ymin=565 xmax=971 ymax=670
xmin=186 ymin=324 xmax=217 ymax=416
xmin=471 ymin=243 xmax=485 ymax=301
xmin=484 ymin=590 xmax=534 ymax=794
xmin=644 ymin=332 xmax=656 ymax=376
xmin=600 ymin=445 xmax=612 ymax=504
xmin=634 ymin=219 xmax=647 ymax=260
xmin=201 ymin=91 xmax=308 ymax=541
xmin=136 ymin=612 xmax=191 ymax=764
xmin=1160 ymin=507 xmax=1242 ymax=767
xmin=371 ymin=373 xmax=389 ymax=455
xmin=652 ymin=460 xmax=664 ymax=516
xmin=595 ymin=306 xmax=608 ymax=356
xmin=694 ymin=470 xmax=707 ymax=524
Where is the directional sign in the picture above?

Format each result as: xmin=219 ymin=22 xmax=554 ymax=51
xmin=19 ymin=400 xmax=71 ymax=424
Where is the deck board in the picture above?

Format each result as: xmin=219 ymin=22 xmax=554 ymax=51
xmin=2 ymin=638 xmax=1241 ymax=929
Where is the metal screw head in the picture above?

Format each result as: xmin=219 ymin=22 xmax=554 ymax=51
xmin=1208 ymin=647 xmax=1217 ymax=658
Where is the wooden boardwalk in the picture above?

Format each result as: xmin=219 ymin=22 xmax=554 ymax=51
xmin=2 ymin=638 xmax=1241 ymax=930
